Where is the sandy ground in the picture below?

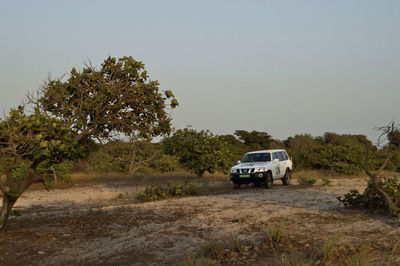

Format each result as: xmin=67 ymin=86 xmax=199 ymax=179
xmin=1 ymin=177 xmax=399 ymax=265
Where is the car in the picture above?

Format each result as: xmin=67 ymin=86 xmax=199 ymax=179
xmin=230 ymin=149 xmax=293 ymax=189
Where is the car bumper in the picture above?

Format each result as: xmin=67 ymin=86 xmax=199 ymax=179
xmin=230 ymin=171 xmax=267 ymax=184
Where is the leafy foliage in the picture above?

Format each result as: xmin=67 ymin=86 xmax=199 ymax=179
xmin=162 ymin=128 xmax=235 ymax=177
xmin=0 ymin=107 xmax=83 ymax=178
xmin=136 ymin=181 xmax=199 ymax=201
xmin=78 ymin=141 xmax=182 ymax=174
xmin=285 ymin=133 xmax=379 ymax=175
xmin=337 ymin=177 xmax=400 ymax=215
xmin=389 ymin=129 xmax=400 ymax=147
xmin=234 ymin=130 xmax=271 ymax=150
xmin=298 ymin=176 xmax=317 ymax=185
xmin=38 ymin=56 xmax=178 ymax=141
xmin=321 ymin=177 xmax=332 ymax=186
xmin=303 ymin=144 xmax=363 ymax=175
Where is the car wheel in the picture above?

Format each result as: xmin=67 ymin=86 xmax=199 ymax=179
xmin=282 ymin=170 xmax=291 ymax=186
xmin=264 ymin=172 xmax=273 ymax=189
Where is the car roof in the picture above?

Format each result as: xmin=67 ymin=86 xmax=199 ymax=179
xmin=245 ymin=149 xmax=286 ymax=154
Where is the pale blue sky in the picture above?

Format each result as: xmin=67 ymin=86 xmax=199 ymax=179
xmin=1 ymin=0 xmax=399 ymax=142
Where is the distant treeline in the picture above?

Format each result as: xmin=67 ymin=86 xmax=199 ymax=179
xmin=58 ymin=129 xmax=400 ymax=177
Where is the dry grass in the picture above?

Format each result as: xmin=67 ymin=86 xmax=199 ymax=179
xmin=293 ymin=169 xmax=399 ymax=180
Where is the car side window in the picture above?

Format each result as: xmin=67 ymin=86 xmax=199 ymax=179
xmin=272 ymin=152 xmax=279 ymax=161
xmin=280 ymin=152 xmax=288 ymax=161
xmin=277 ymin=152 xmax=285 ymax=161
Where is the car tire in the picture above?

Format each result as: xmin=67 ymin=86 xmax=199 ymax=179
xmin=282 ymin=169 xmax=291 ymax=186
xmin=264 ymin=172 xmax=273 ymax=189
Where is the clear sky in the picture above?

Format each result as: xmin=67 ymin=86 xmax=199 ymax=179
xmin=1 ymin=0 xmax=399 ymax=142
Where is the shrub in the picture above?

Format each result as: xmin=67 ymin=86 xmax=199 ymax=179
xmin=162 ymin=128 xmax=235 ymax=177
xmin=137 ymin=181 xmax=199 ymax=201
xmin=337 ymin=177 xmax=400 ymax=214
xmin=152 ymin=154 xmax=182 ymax=173
xmin=298 ymin=176 xmax=317 ymax=185
xmin=322 ymin=177 xmax=332 ymax=186
xmin=303 ymin=144 xmax=364 ymax=175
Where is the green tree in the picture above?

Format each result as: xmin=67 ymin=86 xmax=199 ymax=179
xmin=220 ymin=134 xmax=247 ymax=160
xmin=0 ymin=107 xmax=84 ymax=229
xmin=285 ymin=134 xmax=317 ymax=169
xmin=234 ymin=130 xmax=272 ymax=150
xmin=38 ymin=56 xmax=178 ymax=140
xmin=0 ymin=56 xmax=177 ymax=230
xmin=162 ymin=128 xmax=234 ymax=177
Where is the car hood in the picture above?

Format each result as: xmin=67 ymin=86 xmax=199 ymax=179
xmin=233 ymin=162 xmax=269 ymax=169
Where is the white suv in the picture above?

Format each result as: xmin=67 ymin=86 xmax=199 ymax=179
xmin=230 ymin=149 xmax=293 ymax=189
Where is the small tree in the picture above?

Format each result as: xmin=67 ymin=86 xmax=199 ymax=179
xmin=0 ymin=56 xmax=177 ymax=230
xmin=338 ymin=122 xmax=400 ymax=216
xmin=0 ymin=107 xmax=83 ymax=229
xmin=162 ymin=128 xmax=234 ymax=177
xmin=364 ymin=123 xmax=400 ymax=216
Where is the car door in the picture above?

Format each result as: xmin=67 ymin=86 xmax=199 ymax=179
xmin=278 ymin=152 xmax=288 ymax=176
xmin=271 ymin=152 xmax=281 ymax=179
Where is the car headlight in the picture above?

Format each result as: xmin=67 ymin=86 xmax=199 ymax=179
xmin=230 ymin=168 xmax=237 ymax=173
xmin=255 ymin=167 xmax=266 ymax=172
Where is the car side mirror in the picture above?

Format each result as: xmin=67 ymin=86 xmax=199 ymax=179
xmin=237 ymin=160 xmax=241 ymax=164
xmin=273 ymin=159 xmax=279 ymax=163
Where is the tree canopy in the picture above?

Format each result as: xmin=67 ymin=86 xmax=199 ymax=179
xmin=162 ymin=128 xmax=234 ymax=177
xmin=234 ymin=130 xmax=271 ymax=150
xmin=38 ymin=56 xmax=178 ymax=141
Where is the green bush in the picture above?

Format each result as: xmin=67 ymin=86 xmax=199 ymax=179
xmin=322 ymin=177 xmax=332 ymax=186
xmin=137 ymin=181 xmax=199 ymax=201
xmin=298 ymin=176 xmax=317 ymax=185
xmin=151 ymin=154 xmax=182 ymax=173
xmin=303 ymin=144 xmax=363 ymax=175
xmin=285 ymin=133 xmax=382 ymax=175
xmin=162 ymin=128 xmax=235 ymax=177
xmin=337 ymin=177 xmax=400 ymax=214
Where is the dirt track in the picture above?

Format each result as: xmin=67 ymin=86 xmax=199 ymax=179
xmin=1 ymin=177 xmax=400 ymax=265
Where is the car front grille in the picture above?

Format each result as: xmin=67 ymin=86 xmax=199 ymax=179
xmin=240 ymin=168 xmax=255 ymax=173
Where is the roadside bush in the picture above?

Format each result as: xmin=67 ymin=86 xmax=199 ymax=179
xmin=150 ymin=154 xmax=183 ymax=173
xmin=75 ymin=141 xmax=184 ymax=174
xmin=136 ymin=181 xmax=199 ymax=201
xmin=303 ymin=144 xmax=363 ymax=175
xmin=337 ymin=177 xmax=400 ymax=213
xmin=162 ymin=128 xmax=235 ymax=177
xmin=322 ymin=177 xmax=332 ymax=186
xmin=298 ymin=176 xmax=317 ymax=185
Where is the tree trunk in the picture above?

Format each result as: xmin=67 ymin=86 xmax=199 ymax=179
xmin=365 ymin=143 xmax=400 ymax=216
xmin=0 ymin=195 xmax=17 ymax=230
xmin=51 ymin=166 xmax=57 ymax=184
xmin=0 ymin=162 xmax=39 ymax=231
xmin=197 ymin=170 xmax=205 ymax=177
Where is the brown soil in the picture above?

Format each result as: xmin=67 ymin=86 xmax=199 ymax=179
xmin=0 ymin=176 xmax=399 ymax=265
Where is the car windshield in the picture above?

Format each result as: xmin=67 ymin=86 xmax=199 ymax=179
xmin=242 ymin=153 xmax=271 ymax=163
